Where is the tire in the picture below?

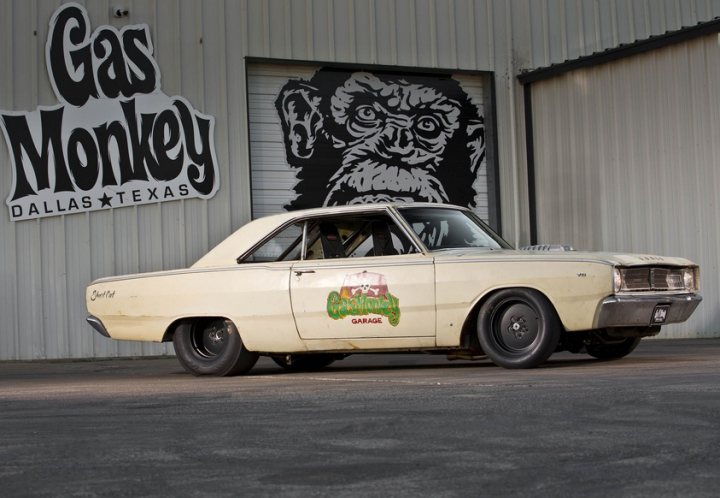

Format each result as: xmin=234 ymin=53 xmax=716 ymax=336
xmin=477 ymin=289 xmax=562 ymax=369
xmin=586 ymin=337 xmax=641 ymax=360
xmin=272 ymin=354 xmax=338 ymax=372
xmin=172 ymin=318 xmax=258 ymax=376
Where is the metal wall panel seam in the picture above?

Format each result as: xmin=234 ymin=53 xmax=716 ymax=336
xmin=306 ymin=0 xmax=314 ymax=59
xmin=204 ymin=1 xmax=232 ymax=249
xmin=1 ymin=0 xmax=18 ymax=359
xmin=390 ymin=0 xmax=399 ymax=65
xmin=408 ymin=0 xmax=418 ymax=65
xmin=328 ymin=0 xmax=336 ymax=60
xmin=505 ymin=0 xmax=521 ymax=247
xmin=559 ymin=0 xmax=568 ymax=61
xmin=430 ymin=0 xmax=438 ymax=67
xmin=486 ymin=0 xmax=494 ymax=68
xmin=466 ymin=0 xmax=478 ymax=68
xmin=673 ymin=0 xmax=681 ymax=27
xmin=29 ymin=0 xmax=44 ymax=359
xmin=542 ymin=0 xmax=550 ymax=66
xmin=592 ymin=0 xmax=601 ymax=53
xmin=348 ymin=0 xmax=357 ymax=62
xmin=448 ymin=0 xmax=458 ymax=68
xmin=225 ymin=1 xmax=244 ymax=230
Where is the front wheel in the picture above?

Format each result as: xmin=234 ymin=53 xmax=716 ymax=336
xmin=173 ymin=318 xmax=258 ymax=376
xmin=477 ymin=289 xmax=562 ymax=369
xmin=586 ymin=337 xmax=641 ymax=360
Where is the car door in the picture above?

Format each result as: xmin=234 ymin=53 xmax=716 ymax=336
xmin=289 ymin=213 xmax=436 ymax=340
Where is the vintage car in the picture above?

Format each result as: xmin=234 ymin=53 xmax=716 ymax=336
xmin=86 ymin=203 xmax=702 ymax=376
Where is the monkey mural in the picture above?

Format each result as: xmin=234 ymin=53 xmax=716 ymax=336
xmin=275 ymin=69 xmax=485 ymax=210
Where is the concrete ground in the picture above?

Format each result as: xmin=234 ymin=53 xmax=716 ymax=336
xmin=1 ymin=339 xmax=719 ymax=497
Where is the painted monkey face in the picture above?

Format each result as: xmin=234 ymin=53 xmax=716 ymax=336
xmin=276 ymin=69 xmax=484 ymax=210
xmin=325 ymin=73 xmax=463 ymax=205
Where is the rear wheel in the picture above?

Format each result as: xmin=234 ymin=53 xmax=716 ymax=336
xmin=172 ymin=318 xmax=258 ymax=376
xmin=477 ymin=289 xmax=562 ymax=369
xmin=272 ymin=354 xmax=338 ymax=372
xmin=586 ymin=337 xmax=641 ymax=360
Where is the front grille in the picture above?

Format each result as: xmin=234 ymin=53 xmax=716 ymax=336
xmin=621 ymin=267 xmax=686 ymax=292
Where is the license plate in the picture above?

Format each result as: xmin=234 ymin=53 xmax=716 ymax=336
xmin=652 ymin=305 xmax=670 ymax=324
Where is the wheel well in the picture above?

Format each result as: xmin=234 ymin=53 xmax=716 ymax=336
xmin=161 ymin=316 xmax=232 ymax=342
xmin=459 ymin=287 xmax=560 ymax=352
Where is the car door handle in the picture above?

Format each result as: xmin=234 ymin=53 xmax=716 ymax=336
xmin=294 ymin=270 xmax=316 ymax=276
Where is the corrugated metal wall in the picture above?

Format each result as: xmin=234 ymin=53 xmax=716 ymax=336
xmin=1 ymin=0 xmax=719 ymax=360
xmin=530 ymin=33 xmax=720 ymax=337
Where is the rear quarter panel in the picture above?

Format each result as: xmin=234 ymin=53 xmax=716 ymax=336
xmin=86 ymin=264 xmax=306 ymax=352
xmin=434 ymin=258 xmax=614 ymax=346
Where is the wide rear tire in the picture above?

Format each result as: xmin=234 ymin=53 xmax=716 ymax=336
xmin=477 ymin=289 xmax=562 ymax=369
xmin=173 ymin=318 xmax=258 ymax=376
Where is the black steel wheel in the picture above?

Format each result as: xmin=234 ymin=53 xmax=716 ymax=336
xmin=586 ymin=337 xmax=641 ymax=360
xmin=477 ymin=289 xmax=562 ymax=369
xmin=272 ymin=354 xmax=339 ymax=372
xmin=173 ymin=318 xmax=258 ymax=376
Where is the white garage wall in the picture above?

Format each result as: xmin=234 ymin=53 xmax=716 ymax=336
xmin=530 ymin=33 xmax=720 ymax=338
xmin=1 ymin=0 xmax=719 ymax=359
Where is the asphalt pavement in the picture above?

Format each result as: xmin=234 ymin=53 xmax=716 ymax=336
xmin=1 ymin=339 xmax=719 ymax=497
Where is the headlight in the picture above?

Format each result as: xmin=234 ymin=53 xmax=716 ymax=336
xmin=683 ymin=268 xmax=696 ymax=291
xmin=613 ymin=268 xmax=623 ymax=293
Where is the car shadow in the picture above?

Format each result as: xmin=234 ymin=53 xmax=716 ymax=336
xmin=246 ymin=353 xmax=633 ymax=375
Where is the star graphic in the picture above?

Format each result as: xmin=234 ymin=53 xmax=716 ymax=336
xmin=98 ymin=192 xmax=113 ymax=208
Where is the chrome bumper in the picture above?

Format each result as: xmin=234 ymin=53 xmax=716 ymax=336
xmin=594 ymin=294 xmax=702 ymax=328
xmin=86 ymin=315 xmax=111 ymax=338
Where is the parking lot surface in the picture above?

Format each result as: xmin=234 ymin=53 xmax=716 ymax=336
xmin=1 ymin=339 xmax=719 ymax=497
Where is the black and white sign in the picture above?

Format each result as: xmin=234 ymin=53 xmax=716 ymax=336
xmin=0 ymin=3 xmax=219 ymax=221
xmin=275 ymin=69 xmax=486 ymax=211
xmin=246 ymin=63 xmax=495 ymax=225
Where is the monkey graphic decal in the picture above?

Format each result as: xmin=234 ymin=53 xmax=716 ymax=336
xmin=275 ymin=69 xmax=485 ymax=210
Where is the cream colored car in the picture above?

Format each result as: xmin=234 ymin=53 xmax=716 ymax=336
xmin=86 ymin=203 xmax=702 ymax=375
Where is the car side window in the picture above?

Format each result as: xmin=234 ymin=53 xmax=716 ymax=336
xmin=240 ymin=223 xmax=304 ymax=263
xmin=304 ymin=215 xmax=416 ymax=260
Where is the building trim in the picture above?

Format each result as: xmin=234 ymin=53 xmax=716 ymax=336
xmin=518 ymin=17 xmax=720 ymax=84
xmin=523 ymin=84 xmax=537 ymax=245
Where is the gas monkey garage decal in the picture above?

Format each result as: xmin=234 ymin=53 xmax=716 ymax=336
xmin=0 ymin=3 xmax=219 ymax=221
xmin=327 ymin=271 xmax=401 ymax=326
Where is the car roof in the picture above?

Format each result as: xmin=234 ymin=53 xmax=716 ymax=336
xmin=254 ymin=201 xmax=464 ymax=224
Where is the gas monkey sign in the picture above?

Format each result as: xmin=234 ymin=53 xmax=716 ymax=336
xmin=0 ymin=3 xmax=219 ymax=221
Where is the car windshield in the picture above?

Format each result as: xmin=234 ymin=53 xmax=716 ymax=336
xmin=397 ymin=207 xmax=510 ymax=251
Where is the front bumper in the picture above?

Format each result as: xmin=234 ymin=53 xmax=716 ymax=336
xmin=594 ymin=294 xmax=702 ymax=328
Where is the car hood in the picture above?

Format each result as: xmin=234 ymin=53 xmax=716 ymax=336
xmin=431 ymin=248 xmax=696 ymax=267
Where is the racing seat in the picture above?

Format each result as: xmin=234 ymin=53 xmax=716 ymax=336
xmin=371 ymin=221 xmax=398 ymax=256
xmin=319 ymin=222 xmax=346 ymax=259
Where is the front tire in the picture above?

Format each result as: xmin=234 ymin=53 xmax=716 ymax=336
xmin=173 ymin=318 xmax=258 ymax=376
xmin=477 ymin=289 xmax=562 ymax=369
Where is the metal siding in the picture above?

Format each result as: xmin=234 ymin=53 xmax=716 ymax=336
xmin=2 ymin=0 xmax=720 ymax=360
xmin=531 ymin=34 xmax=720 ymax=338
